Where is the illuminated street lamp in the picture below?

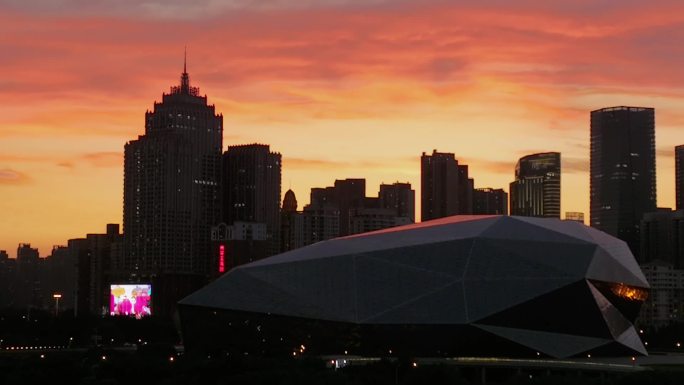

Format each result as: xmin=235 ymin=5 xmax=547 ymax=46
xmin=52 ymin=294 xmax=62 ymax=317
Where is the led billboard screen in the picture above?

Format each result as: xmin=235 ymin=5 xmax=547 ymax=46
xmin=110 ymin=284 xmax=152 ymax=318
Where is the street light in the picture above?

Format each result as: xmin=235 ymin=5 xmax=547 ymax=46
xmin=52 ymin=294 xmax=62 ymax=317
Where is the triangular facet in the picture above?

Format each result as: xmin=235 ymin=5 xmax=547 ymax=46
xmin=587 ymin=247 xmax=649 ymax=288
xmin=512 ymin=216 xmax=596 ymax=243
xmin=362 ymin=282 xmax=467 ymax=324
xmin=464 ymin=278 xmax=579 ymax=322
xmin=481 ymin=216 xmax=593 ymax=244
xmin=474 ymin=324 xmax=611 ymax=358
xmin=353 ymin=253 xmax=458 ymax=321
xmin=475 ymin=280 xmax=612 ymax=338
xmin=615 ymin=327 xmax=648 ymax=356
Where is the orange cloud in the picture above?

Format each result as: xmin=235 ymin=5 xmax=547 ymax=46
xmin=0 ymin=169 xmax=31 ymax=185
xmin=82 ymin=152 xmax=123 ymax=168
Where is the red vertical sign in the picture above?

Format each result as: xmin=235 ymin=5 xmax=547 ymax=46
xmin=219 ymin=244 xmax=225 ymax=273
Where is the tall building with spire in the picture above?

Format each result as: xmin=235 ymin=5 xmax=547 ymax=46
xmin=122 ymin=54 xmax=223 ymax=314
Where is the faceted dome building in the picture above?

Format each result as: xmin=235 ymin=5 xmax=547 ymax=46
xmin=178 ymin=216 xmax=649 ymax=358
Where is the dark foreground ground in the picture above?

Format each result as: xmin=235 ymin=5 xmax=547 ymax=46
xmin=2 ymin=308 xmax=684 ymax=384
xmin=2 ymin=351 xmax=684 ymax=385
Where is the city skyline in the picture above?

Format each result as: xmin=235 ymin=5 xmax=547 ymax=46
xmin=4 ymin=1 xmax=684 ymax=256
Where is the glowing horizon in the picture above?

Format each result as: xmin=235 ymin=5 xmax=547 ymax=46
xmin=2 ymin=1 xmax=684 ymax=257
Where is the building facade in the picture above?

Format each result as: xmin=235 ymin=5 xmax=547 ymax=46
xmin=421 ymin=150 xmax=473 ymax=221
xmin=280 ymin=189 xmax=298 ymax=253
xmin=509 ymin=152 xmax=560 ymax=218
xmin=564 ymin=212 xmax=585 ymax=223
xmin=15 ymin=243 xmax=41 ymax=309
xmin=638 ymin=209 xmax=684 ymax=327
xmin=639 ymin=263 xmax=684 ymax=327
xmin=378 ymin=182 xmax=416 ymax=222
xmin=72 ymin=224 xmax=123 ymax=316
xmin=222 ymin=144 xmax=282 ymax=257
xmin=349 ymin=208 xmax=412 ymax=235
xmin=640 ymin=209 xmax=684 ymax=268
xmin=332 ymin=179 xmax=366 ymax=236
xmin=473 ymin=188 xmax=508 ymax=215
xmin=676 ymin=145 xmax=684 ymax=211
xmin=590 ymin=106 xmax=656 ymax=258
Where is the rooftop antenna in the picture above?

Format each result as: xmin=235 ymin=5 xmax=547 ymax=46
xmin=179 ymin=46 xmax=190 ymax=94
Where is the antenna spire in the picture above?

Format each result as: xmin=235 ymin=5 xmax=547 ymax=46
xmin=179 ymin=46 xmax=190 ymax=94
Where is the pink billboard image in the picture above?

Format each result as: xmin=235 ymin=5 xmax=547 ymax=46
xmin=110 ymin=284 xmax=152 ymax=318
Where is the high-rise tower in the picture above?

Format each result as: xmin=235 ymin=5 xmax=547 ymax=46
xmin=379 ymin=182 xmax=416 ymax=222
xmin=222 ymin=144 xmax=282 ymax=257
xmin=590 ymin=106 xmax=656 ymax=259
xmin=122 ymin=56 xmax=223 ymax=292
xmin=421 ymin=150 xmax=473 ymax=221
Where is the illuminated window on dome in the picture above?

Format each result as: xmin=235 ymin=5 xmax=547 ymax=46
xmin=609 ymin=283 xmax=648 ymax=301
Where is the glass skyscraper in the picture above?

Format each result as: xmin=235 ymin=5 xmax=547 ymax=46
xmin=509 ymin=152 xmax=560 ymax=218
xmin=590 ymin=106 xmax=656 ymax=259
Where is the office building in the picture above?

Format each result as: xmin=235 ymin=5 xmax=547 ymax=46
xmin=639 ymin=264 xmax=684 ymax=327
xmin=640 ymin=209 xmax=684 ymax=268
xmin=590 ymin=107 xmax=656 ymax=257
xmin=332 ymin=179 xmax=366 ymax=236
xmin=0 ymin=250 xmax=14 ymax=308
xmin=222 ymin=144 xmax=282 ymax=257
xmin=15 ymin=243 xmax=41 ymax=309
xmin=421 ymin=150 xmax=473 ymax=221
xmin=349 ymin=208 xmax=412 ymax=234
xmin=509 ymin=152 xmax=560 ymax=218
xmin=473 ymin=188 xmax=508 ymax=215
xmin=379 ymin=182 xmax=416 ymax=222
xmin=72 ymin=224 xmax=122 ymax=316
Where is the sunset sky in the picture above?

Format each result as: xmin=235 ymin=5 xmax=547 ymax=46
xmin=2 ymin=0 xmax=684 ymax=257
